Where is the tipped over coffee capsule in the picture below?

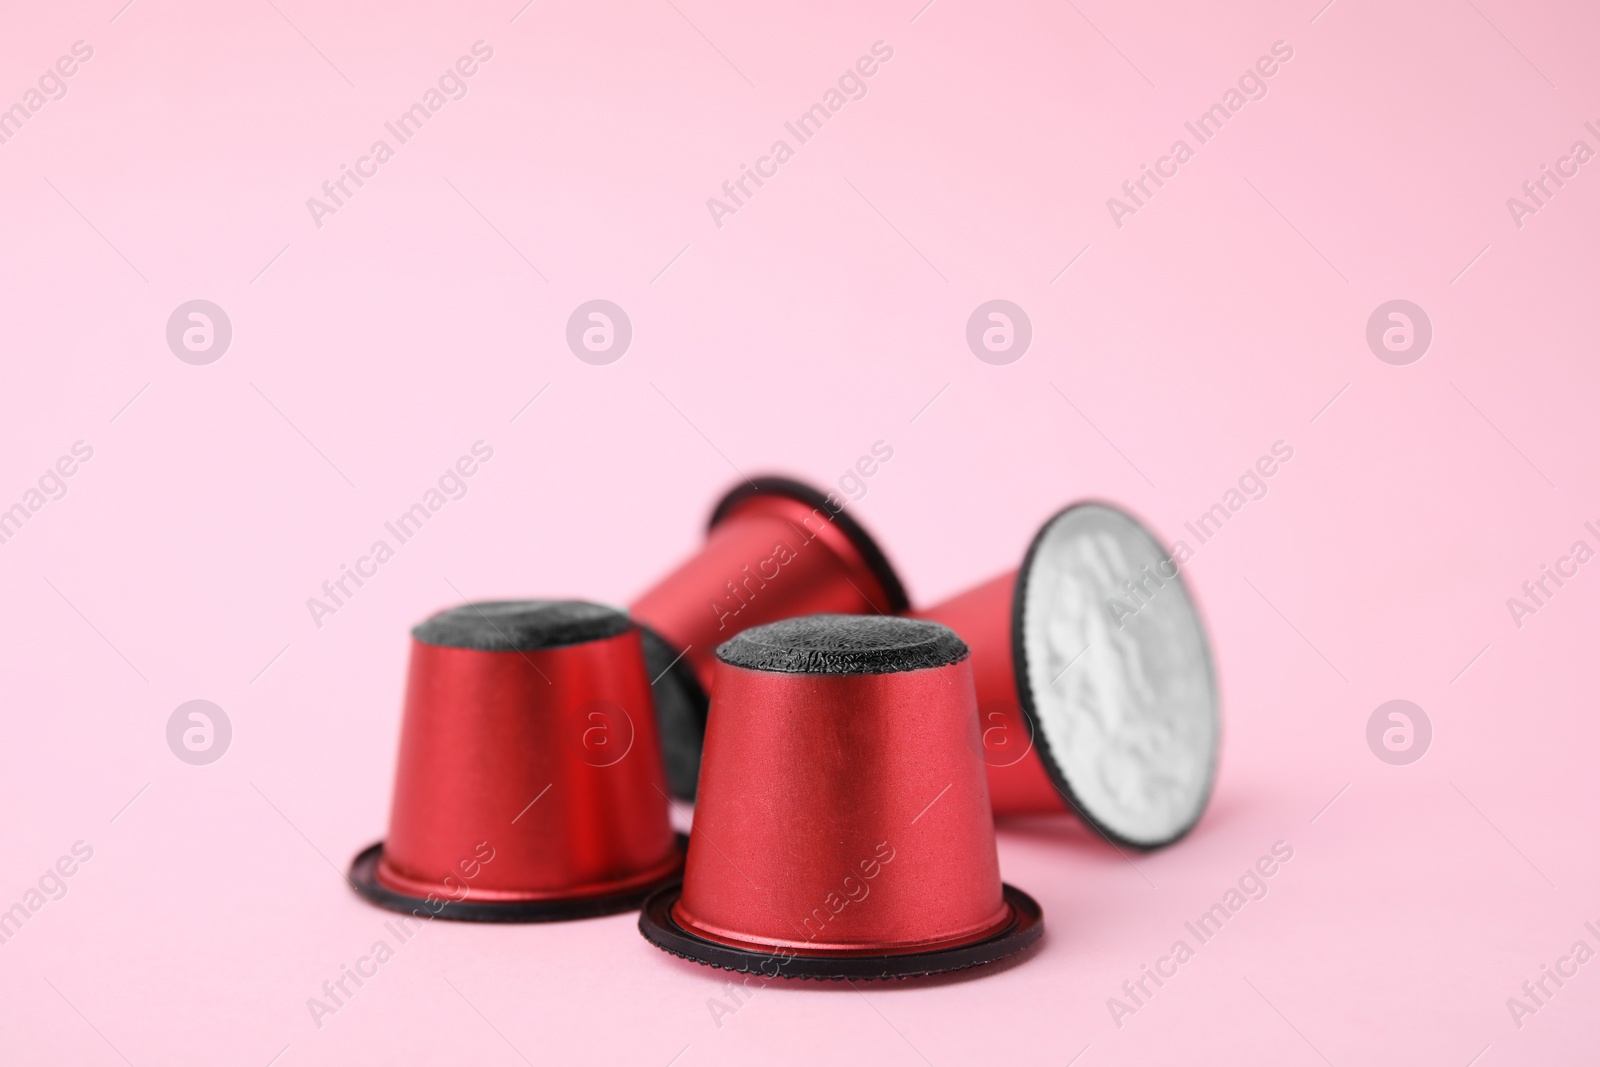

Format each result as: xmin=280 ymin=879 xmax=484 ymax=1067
xmin=639 ymin=615 xmax=1043 ymax=980
xmin=917 ymin=503 xmax=1219 ymax=849
xmin=349 ymin=600 xmax=684 ymax=921
xmin=631 ymin=477 xmax=909 ymax=800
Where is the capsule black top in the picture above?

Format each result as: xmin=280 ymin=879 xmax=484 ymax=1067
xmin=716 ymin=615 xmax=968 ymax=675
xmin=413 ymin=600 xmax=632 ymax=652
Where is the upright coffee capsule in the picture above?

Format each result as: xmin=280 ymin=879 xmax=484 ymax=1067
xmin=349 ymin=600 xmax=684 ymax=921
xmin=639 ymin=615 xmax=1043 ymax=980
xmin=631 ymin=477 xmax=909 ymax=800
xmin=917 ymin=503 xmax=1219 ymax=849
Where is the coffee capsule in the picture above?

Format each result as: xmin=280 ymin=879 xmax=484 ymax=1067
xmin=349 ymin=600 xmax=684 ymax=921
xmin=632 ymin=477 xmax=909 ymax=799
xmin=639 ymin=615 xmax=1043 ymax=979
xmin=917 ymin=503 xmax=1219 ymax=849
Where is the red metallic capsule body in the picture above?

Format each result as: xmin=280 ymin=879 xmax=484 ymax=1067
xmin=350 ymin=601 xmax=684 ymax=921
xmin=917 ymin=503 xmax=1220 ymax=850
xmin=915 ymin=573 xmax=1063 ymax=814
xmin=631 ymin=478 xmax=909 ymax=799
xmin=639 ymin=616 xmax=1042 ymax=979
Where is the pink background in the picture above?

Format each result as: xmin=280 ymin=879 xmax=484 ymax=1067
xmin=2 ymin=0 xmax=1597 ymax=1063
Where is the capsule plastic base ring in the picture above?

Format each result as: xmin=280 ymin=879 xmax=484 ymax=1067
xmin=348 ymin=837 xmax=687 ymax=923
xmin=638 ymin=881 xmax=1043 ymax=980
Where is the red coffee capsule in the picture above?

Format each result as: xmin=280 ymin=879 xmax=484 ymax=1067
xmin=917 ymin=503 xmax=1220 ymax=849
xmin=631 ymin=477 xmax=909 ymax=800
xmin=639 ymin=615 xmax=1043 ymax=980
xmin=349 ymin=600 xmax=685 ymax=921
